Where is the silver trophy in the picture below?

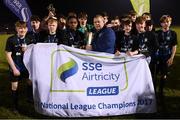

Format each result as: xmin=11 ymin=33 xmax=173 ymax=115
xmin=47 ymin=4 xmax=56 ymax=16
xmin=87 ymin=32 xmax=93 ymax=45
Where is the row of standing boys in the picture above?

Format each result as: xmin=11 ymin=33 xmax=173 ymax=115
xmin=5 ymin=10 xmax=177 ymax=113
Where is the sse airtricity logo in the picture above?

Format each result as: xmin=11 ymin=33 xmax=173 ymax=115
xmin=57 ymin=58 xmax=78 ymax=83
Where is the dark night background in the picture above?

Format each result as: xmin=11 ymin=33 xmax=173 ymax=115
xmin=0 ymin=0 xmax=179 ymax=26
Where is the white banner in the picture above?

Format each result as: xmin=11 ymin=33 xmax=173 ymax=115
xmin=24 ymin=44 xmax=156 ymax=117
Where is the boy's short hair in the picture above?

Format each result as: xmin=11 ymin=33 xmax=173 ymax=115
xmin=112 ymin=16 xmax=120 ymax=21
xmin=94 ymin=14 xmax=104 ymax=19
xmin=31 ymin=15 xmax=41 ymax=22
xmin=142 ymin=12 xmax=151 ymax=17
xmin=67 ymin=15 xmax=78 ymax=22
xmin=160 ymin=15 xmax=172 ymax=23
xmin=15 ymin=20 xmax=27 ymax=28
xmin=120 ymin=14 xmax=131 ymax=22
xmin=78 ymin=12 xmax=88 ymax=19
xmin=58 ymin=14 xmax=66 ymax=20
xmin=129 ymin=10 xmax=137 ymax=16
xmin=122 ymin=18 xmax=132 ymax=26
xmin=146 ymin=20 xmax=153 ymax=26
xmin=135 ymin=16 xmax=146 ymax=24
xmin=47 ymin=17 xmax=58 ymax=24
xmin=68 ymin=12 xmax=77 ymax=17
xmin=100 ymin=12 xmax=108 ymax=18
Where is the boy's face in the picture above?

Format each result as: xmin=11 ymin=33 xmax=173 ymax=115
xmin=16 ymin=26 xmax=27 ymax=38
xmin=78 ymin=18 xmax=87 ymax=26
xmin=114 ymin=19 xmax=120 ymax=27
xmin=136 ymin=21 xmax=146 ymax=32
xmin=111 ymin=20 xmax=115 ymax=26
xmin=123 ymin=23 xmax=132 ymax=33
xmin=131 ymin=15 xmax=137 ymax=22
xmin=59 ymin=18 xmax=66 ymax=24
xmin=161 ymin=20 xmax=171 ymax=29
xmin=103 ymin=16 xmax=108 ymax=24
xmin=31 ymin=20 xmax=40 ymax=31
xmin=68 ymin=18 xmax=78 ymax=30
xmin=142 ymin=15 xmax=151 ymax=21
xmin=146 ymin=25 xmax=153 ymax=31
xmin=48 ymin=21 xmax=58 ymax=33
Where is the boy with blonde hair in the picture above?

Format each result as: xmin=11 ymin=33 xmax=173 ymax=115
xmin=156 ymin=15 xmax=177 ymax=97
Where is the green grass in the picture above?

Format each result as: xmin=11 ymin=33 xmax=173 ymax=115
xmin=0 ymin=27 xmax=180 ymax=118
xmin=0 ymin=34 xmax=9 ymax=69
